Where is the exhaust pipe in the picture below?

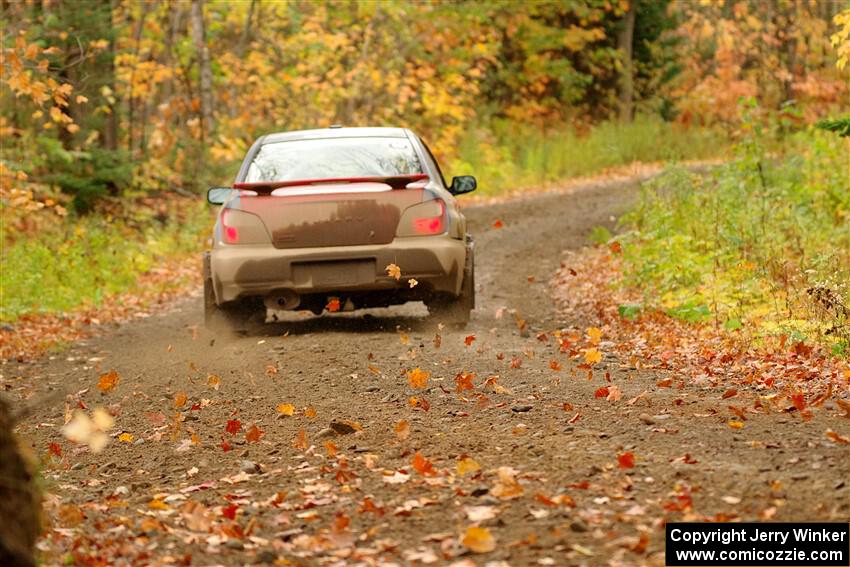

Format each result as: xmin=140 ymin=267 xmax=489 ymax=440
xmin=265 ymin=290 xmax=300 ymax=311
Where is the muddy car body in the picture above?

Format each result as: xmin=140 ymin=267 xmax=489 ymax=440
xmin=203 ymin=127 xmax=476 ymax=330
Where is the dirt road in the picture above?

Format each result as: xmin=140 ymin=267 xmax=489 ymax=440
xmin=10 ymin=176 xmax=849 ymax=566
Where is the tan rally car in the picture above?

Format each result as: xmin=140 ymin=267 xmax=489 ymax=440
xmin=203 ymin=127 xmax=476 ymax=331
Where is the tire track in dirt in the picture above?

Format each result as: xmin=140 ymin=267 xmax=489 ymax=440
xmin=9 ymin=176 xmax=848 ymax=566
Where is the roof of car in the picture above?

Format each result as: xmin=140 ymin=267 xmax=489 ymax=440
xmin=261 ymin=127 xmax=409 ymax=144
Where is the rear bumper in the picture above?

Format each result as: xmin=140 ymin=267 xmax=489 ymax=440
xmin=208 ymin=235 xmax=467 ymax=304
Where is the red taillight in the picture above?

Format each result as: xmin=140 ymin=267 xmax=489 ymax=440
xmin=412 ymin=200 xmax=445 ymax=235
xmin=222 ymin=209 xmax=240 ymax=243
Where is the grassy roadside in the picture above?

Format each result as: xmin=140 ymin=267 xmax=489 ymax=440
xmin=450 ymin=115 xmax=726 ymax=195
xmin=1 ymin=198 xmax=211 ymax=323
xmin=615 ymin=126 xmax=849 ymax=356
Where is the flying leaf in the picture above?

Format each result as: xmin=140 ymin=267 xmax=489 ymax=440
xmin=326 ymin=297 xmax=341 ymax=312
xmin=492 ymin=220 xmax=504 ymax=229
xmin=463 ymin=526 xmax=496 ymax=553
xmin=584 ymin=348 xmax=602 ymax=365
xmin=412 ymin=451 xmax=436 ymax=475
xmin=455 ymin=371 xmax=475 ymax=393
xmin=586 ymin=327 xmax=602 ymax=345
xmin=97 ymin=369 xmax=120 ymax=393
xmin=61 ymin=408 xmax=114 ymax=453
xmin=385 ymin=263 xmax=401 ymax=280
xmin=406 ymin=367 xmax=430 ymax=389
xmin=408 ymin=278 xmax=418 ymax=288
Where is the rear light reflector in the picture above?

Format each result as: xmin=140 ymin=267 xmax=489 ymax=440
xmin=224 ymin=225 xmax=239 ymax=243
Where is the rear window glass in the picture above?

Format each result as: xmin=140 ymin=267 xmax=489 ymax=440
xmin=245 ymin=138 xmax=422 ymax=182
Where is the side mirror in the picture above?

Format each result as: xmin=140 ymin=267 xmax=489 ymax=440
xmin=449 ymin=175 xmax=477 ymax=195
xmin=207 ymin=187 xmax=235 ymax=205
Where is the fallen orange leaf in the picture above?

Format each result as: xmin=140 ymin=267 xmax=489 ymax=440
xmin=293 ymin=428 xmax=308 ymax=450
xmin=394 ymin=419 xmax=410 ymax=441
xmin=97 ymin=369 xmax=120 ymax=393
xmin=825 ymin=429 xmax=849 ymax=444
xmin=245 ymin=424 xmax=264 ymax=443
xmin=617 ymin=451 xmax=635 ymax=468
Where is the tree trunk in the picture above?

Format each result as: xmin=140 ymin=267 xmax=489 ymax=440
xmin=618 ymin=0 xmax=637 ymax=123
xmin=190 ymin=0 xmax=214 ymax=145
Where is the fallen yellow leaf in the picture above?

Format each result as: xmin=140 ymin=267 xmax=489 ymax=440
xmin=276 ymin=403 xmax=295 ymax=416
xmin=457 ymin=457 xmax=480 ymax=476
xmin=462 ymin=526 xmax=496 ymax=553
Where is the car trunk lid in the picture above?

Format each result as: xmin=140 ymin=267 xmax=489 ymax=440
xmin=229 ymin=177 xmax=428 ymax=249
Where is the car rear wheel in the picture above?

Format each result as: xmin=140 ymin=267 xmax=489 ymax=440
xmin=428 ymin=244 xmax=475 ymax=329
xmin=204 ymin=278 xmax=256 ymax=333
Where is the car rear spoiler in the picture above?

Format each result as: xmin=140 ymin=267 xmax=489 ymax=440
xmin=233 ymin=174 xmax=429 ymax=194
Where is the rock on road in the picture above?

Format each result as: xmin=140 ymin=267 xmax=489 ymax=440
xmin=10 ymin=176 xmax=848 ymax=566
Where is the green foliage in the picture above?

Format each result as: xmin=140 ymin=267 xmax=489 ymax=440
xmin=0 ymin=203 xmax=211 ymax=322
xmin=816 ymin=117 xmax=850 ymax=137
xmin=450 ymin=115 xmax=725 ymax=195
xmin=619 ymin=123 xmax=850 ymax=346
xmin=37 ymin=141 xmax=133 ymax=213
xmin=589 ymin=226 xmax=614 ymax=245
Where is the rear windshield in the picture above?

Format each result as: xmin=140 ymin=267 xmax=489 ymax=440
xmin=245 ymin=137 xmax=423 ymax=182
